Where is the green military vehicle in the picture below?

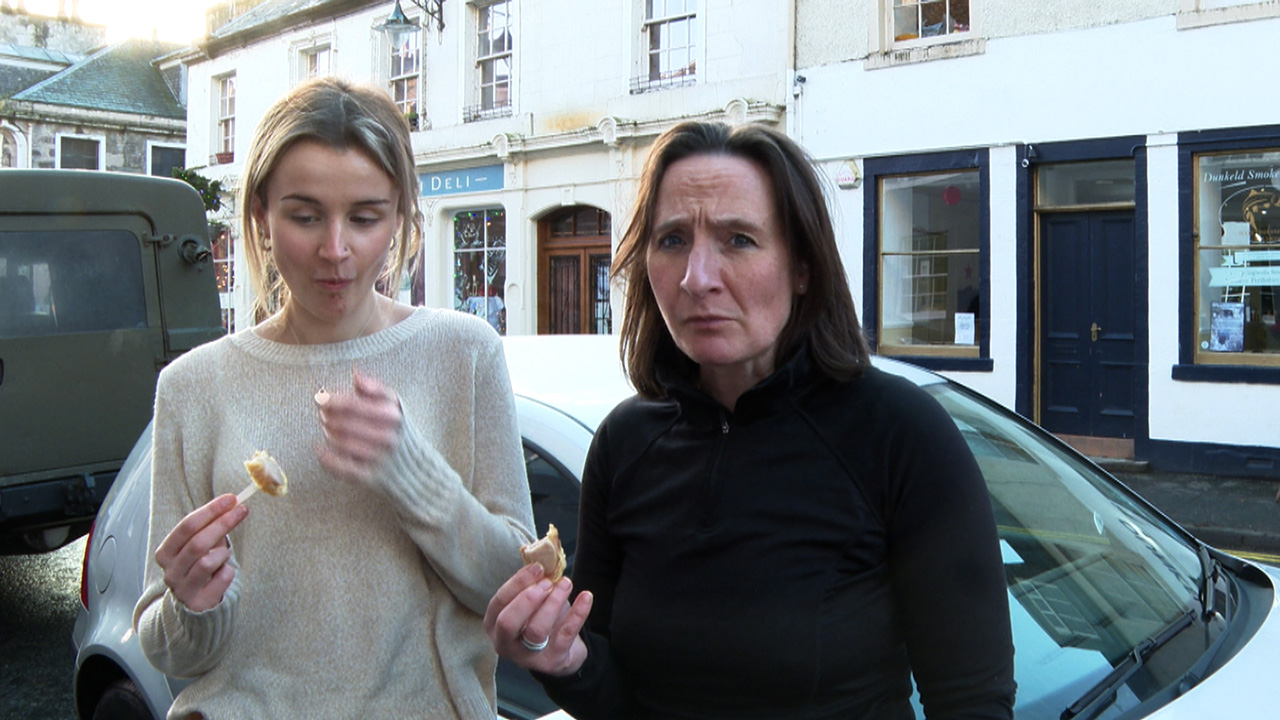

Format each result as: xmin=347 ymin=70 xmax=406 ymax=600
xmin=0 ymin=170 xmax=224 ymax=553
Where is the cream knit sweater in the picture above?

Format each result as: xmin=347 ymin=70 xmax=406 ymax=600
xmin=134 ymin=307 xmax=534 ymax=719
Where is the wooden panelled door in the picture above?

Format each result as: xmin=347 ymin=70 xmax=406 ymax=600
xmin=1039 ymin=210 xmax=1137 ymax=439
xmin=538 ymin=206 xmax=613 ymax=334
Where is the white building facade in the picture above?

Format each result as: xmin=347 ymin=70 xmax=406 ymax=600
xmin=181 ymin=0 xmax=791 ymax=336
xmin=795 ymin=0 xmax=1280 ymax=476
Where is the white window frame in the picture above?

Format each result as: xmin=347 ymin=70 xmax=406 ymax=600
xmin=387 ymin=22 xmax=422 ymax=124
xmin=467 ymin=0 xmax=514 ymax=122
xmin=146 ymin=141 xmax=186 ymax=178
xmin=632 ymin=0 xmax=700 ymax=94
xmin=214 ymin=74 xmax=236 ymax=163
xmin=452 ymin=207 xmax=507 ymax=335
xmin=868 ymin=0 xmax=983 ymax=68
xmin=55 ymin=133 xmax=104 ymax=170
xmin=291 ymin=38 xmax=333 ymax=84
xmin=0 ymin=122 xmax=26 ymax=168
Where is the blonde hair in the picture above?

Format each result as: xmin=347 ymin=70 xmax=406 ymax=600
xmin=239 ymin=77 xmax=422 ymax=322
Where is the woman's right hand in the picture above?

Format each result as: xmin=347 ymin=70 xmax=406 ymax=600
xmin=485 ymin=562 xmax=594 ymax=677
xmin=154 ymin=494 xmax=248 ymax=613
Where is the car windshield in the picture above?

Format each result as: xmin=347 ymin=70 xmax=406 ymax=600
xmin=927 ymin=383 xmax=1218 ymax=720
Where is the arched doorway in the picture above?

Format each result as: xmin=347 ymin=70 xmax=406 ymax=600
xmin=538 ymin=206 xmax=612 ymax=334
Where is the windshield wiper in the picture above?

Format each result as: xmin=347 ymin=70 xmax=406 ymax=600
xmin=1199 ymin=544 xmax=1225 ymax=622
xmin=1060 ymin=610 xmax=1195 ymax=720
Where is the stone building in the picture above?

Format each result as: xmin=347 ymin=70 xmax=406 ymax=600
xmin=0 ymin=6 xmax=186 ymax=176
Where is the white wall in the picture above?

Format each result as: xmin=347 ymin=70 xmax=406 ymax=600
xmin=185 ymin=1 xmax=793 ymax=334
xmin=798 ymin=9 xmax=1280 ymax=450
xmin=798 ymin=15 xmax=1280 ymax=162
xmin=1146 ymin=139 xmax=1280 ymax=448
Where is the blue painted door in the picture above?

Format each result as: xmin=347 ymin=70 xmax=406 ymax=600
xmin=1039 ymin=211 xmax=1137 ymax=439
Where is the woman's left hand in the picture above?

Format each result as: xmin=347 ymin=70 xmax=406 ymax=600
xmin=315 ymin=368 xmax=402 ymax=484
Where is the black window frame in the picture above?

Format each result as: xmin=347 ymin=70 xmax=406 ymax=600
xmin=863 ymin=148 xmax=992 ymax=372
xmin=1173 ymin=124 xmax=1280 ymax=386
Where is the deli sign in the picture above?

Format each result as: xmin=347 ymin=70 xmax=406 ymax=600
xmin=420 ymin=165 xmax=503 ymax=197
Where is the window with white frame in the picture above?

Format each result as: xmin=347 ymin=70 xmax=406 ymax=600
xmin=889 ymin=0 xmax=969 ymax=43
xmin=1 ymin=128 xmax=15 ymax=167
xmin=211 ymin=222 xmax=235 ymax=333
xmin=58 ymin=135 xmax=101 ymax=170
xmin=148 ymin=143 xmax=185 ymax=178
xmin=215 ymin=74 xmax=235 ymax=162
xmin=467 ymin=0 xmax=513 ymax=122
xmin=453 ymin=208 xmax=507 ymax=335
xmin=633 ymin=0 xmax=697 ymax=94
xmin=302 ymin=45 xmax=331 ymax=80
xmin=389 ymin=26 xmax=422 ymax=127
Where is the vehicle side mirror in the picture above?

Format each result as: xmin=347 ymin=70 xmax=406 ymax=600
xmin=178 ymin=236 xmax=213 ymax=265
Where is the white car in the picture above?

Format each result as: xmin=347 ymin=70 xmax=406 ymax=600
xmin=74 ymin=335 xmax=1280 ymax=719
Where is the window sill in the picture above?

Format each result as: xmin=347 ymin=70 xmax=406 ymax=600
xmin=1178 ymin=2 xmax=1280 ymax=30
xmin=866 ymin=37 xmax=985 ymax=70
xmin=1171 ymin=363 xmax=1280 ymax=384
xmin=629 ymin=74 xmax=696 ymax=95
xmin=464 ymin=105 xmax=513 ymax=123
xmin=880 ymin=354 xmax=993 ymax=373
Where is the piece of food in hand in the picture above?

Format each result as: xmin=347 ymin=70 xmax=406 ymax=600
xmin=236 ymin=450 xmax=289 ymax=503
xmin=520 ymin=524 xmax=566 ymax=582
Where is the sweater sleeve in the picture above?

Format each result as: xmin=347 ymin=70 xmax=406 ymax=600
xmin=536 ymin=411 xmax=637 ymax=718
xmin=880 ymin=383 xmax=1017 ymax=720
xmin=376 ymin=329 xmax=535 ymax=615
xmin=134 ymin=363 xmax=241 ymax=678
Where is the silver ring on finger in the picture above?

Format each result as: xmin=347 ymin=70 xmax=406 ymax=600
xmin=520 ymin=634 xmax=549 ymax=652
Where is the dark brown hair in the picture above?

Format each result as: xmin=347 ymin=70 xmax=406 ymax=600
xmin=614 ymin=120 xmax=872 ymax=398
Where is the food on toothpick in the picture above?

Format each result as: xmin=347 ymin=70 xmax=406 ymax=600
xmin=520 ymin=524 xmax=566 ymax=582
xmin=237 ymin=450 xmax=289 ymax=503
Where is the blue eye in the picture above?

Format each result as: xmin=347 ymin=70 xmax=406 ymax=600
xmin=655 ymin=234 xmax=685 ymax=250
xmin=729 ymin=233 xmax=755 ymax=248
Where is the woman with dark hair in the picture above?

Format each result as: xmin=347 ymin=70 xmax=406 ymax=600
xmin=486 ymin=120 xmax=1015 ymax=719
xmin=135 ymin=77 xmax=534 ymax=718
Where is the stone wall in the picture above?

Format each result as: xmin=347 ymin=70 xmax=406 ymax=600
xmin=0 ymin=6 xmax=104 ymax=52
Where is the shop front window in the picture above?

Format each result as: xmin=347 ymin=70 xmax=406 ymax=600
xmin=877 ymin=168 xmax=982 ymax=358
xmin=454 ymin=208 xmax=506 ymax=335
xmin=1193 ymin=150 xmax=1280 ymax=366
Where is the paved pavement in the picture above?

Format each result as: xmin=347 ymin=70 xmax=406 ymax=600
xmin=1101 ymin=462 xmax=1280 ymax=563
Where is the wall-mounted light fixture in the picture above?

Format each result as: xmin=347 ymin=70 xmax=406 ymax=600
xmin=382 ymin=0 xmax=445 ymax=34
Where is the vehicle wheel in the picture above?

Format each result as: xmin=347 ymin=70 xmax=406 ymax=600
xmin=90 ymin=678 xmax=152 ymax=720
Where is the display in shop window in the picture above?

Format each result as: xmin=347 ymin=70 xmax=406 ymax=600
xmin=1194 ymin=151 xmax=1280 ymax=363
xmin=1209 ymin=301 xmax=1245 ymax=353
xmin=453 ymin=208 xmax=506 ymax=334
xmin=877 ymin=169 xmax=981 ymax=357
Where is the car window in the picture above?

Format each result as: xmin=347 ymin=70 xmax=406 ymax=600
xmin=0 ymin=230 xmax=147 ymax=338
xmin=928 ymin=384 xmax=1216 ymax=719
xmin=524 ymin=443 xmax=580 ymax=573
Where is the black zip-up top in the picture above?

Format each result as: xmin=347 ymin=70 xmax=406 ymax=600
xmin=540 ymin=344 xmax=1016 ymax=719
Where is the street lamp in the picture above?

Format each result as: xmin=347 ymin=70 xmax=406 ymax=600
xmin=382 ymin=0 xmax=444 ymax=34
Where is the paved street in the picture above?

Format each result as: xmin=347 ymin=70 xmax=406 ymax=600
xmin=1112 ymin=469 xmax=1280 ymax=564
xmin=0 ymin=537 xmax=84 ymax=720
